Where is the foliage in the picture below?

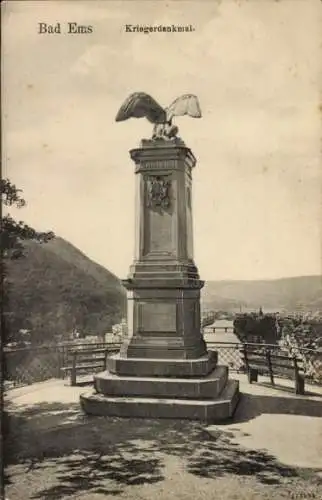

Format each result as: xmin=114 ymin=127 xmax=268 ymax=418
xmin=2 ymin=179 xmax=126 ymax=345
xmin=278 ymin=316 xmax=322 ymax=383
xmin=278 ymin=316 xmax=322 ymax=350
xmin=4 ymin=238 xmax=126 ymax=345
xmin=2 ymin=179 xmax=56 ymax=345
xmin=1 ymin=178 xmax=54 ymax=260
xmin=233 ymin=313 xmax=278 ymax=344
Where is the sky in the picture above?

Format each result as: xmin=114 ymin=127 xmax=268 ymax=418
xmin=2 ymin=0 xmax=322 ymax=281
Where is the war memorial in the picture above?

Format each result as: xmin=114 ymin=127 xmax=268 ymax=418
xmin=80 ymin=92 xmax=240 ymax=421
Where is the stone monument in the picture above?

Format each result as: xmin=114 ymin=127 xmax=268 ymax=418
xmin=80 ymin=93 xmax=239 ymax=421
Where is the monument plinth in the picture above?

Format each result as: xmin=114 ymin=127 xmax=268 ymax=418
xmin=80 ymin=92 xmax=239 ymax=422
xmin=120 ymin=139 xmax=207 ymax=362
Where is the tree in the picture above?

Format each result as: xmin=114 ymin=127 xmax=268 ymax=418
xmin=233 ymin=312 xmax=278 ymax=344
xmin=1 ymin=178 xmax=55 ymax=343
xmin=1 ymin=178 xmax=54 ymax=260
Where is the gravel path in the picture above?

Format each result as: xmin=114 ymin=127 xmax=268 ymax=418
xmin=4 ymin=375 xmax=322 ymax=499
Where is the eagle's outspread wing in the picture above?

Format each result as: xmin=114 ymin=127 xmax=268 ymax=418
xmin=166 ymin=94 xmax=202 ymax=122
xmin=115 ymin=92 xmax=167 ymax=124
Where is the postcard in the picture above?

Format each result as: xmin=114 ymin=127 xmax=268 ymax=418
xmin=2 ymin=1 xmax=322 ymax=499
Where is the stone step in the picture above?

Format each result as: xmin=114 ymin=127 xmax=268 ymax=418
xmin=106 ymin=350 xmax=218 ymax=377
xmin=119 ymin=340 xmax=208 ymax=362
xmin=80 ymin=379 xmax=240 ymax=423
xmin=94 ymin=365 xmax=228 ymax=399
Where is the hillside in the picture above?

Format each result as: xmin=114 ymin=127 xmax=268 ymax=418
xmin=4 ymin=237 xmax=127 ymax=344
xmin=4 ymin=235 xmax=322 ymax=345
xmin=202 ymin=276 xmax=322 ymax=312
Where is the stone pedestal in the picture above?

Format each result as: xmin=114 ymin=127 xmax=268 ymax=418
xmin=80 ymin=138 xmax=239 ymax=422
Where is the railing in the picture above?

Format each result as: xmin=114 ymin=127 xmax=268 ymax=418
xmin=58 ymin=341 xmax=120 ymax=369
xmin=3 ymin=342 xmax=121 ymax=389
xmin=207 ymin=342 xmax=285 ymax=371
xmin=207 ymin=342 xmax=244 ymax=371
xmin=4 ymin=341 xmax=322 ymax=389
xmin=207 ymin=342 xmax=322 ymax=384
xmin=4 ymin=345 xmax=63 ymax=388
xmin=206 ymin=327 xmax=234 ymax=332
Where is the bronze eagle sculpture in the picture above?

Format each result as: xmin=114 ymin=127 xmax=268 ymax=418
xmin=115 ymin=92 xmax=202 ymax=140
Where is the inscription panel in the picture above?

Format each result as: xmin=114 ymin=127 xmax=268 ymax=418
xmin=138 ymin=302 xmax=177 ymax=332
xmin=149 ymin=209 xmax=173 ymax=253
xmin=142 ymin=176 xmax=176 ymax=256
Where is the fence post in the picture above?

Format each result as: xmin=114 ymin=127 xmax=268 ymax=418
xmin=294 ymin=357 xmax=305 ymax=395
xmin=62 ymin=345 xmax=66 ymax=371
xmin=57 ymin=346 xmax=62 ymax=379
xmin=266 ymin=349 xmax=274 ymax=385
xmin=243 ymin=346 xmax=253 ymax=383
xmin=71 ymin=351 xmax=77 ymax=386
xmin=105 ymin=348 xmax=109 ymax=369
xmin=249 ymin=368 xmax=258 ymax=383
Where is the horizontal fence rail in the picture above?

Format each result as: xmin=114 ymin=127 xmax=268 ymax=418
xmin=3 ymin=342 xmax=121 ymax=389
xmin=207 ymin=342 xmax=322 ymax=385
xmin=3 ymin=341 xmax=322 ymax=389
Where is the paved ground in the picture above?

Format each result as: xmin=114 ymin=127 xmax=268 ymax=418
xmin=4 ymin=374 xmax=322 ymax=499
xmin=207 ymin=375 xmax=322 ymax=470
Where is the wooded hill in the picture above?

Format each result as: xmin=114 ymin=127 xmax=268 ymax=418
xmin=4 ymin=237 xmax=127 ymax=344
xmin=202 ymin=276 xmax=322 ymax=312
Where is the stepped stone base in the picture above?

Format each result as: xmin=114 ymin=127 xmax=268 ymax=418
xmin=80 ymin=379 xmax=239 ymax=423
xmin=80 ymin=350 xmax=240 ymax=423
xmin=94 ymin=365 xmax=228 ymax=399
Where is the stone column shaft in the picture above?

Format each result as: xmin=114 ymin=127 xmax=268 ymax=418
xmin=120 ymin=139 xmax=207 ymax=360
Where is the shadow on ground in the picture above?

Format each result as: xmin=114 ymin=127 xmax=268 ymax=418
xmin=4 ymin=391 xmax=322 ymax=499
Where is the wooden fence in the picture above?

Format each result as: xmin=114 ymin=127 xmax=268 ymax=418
xmin=4 ymin=341 xmax=322 ymax=388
